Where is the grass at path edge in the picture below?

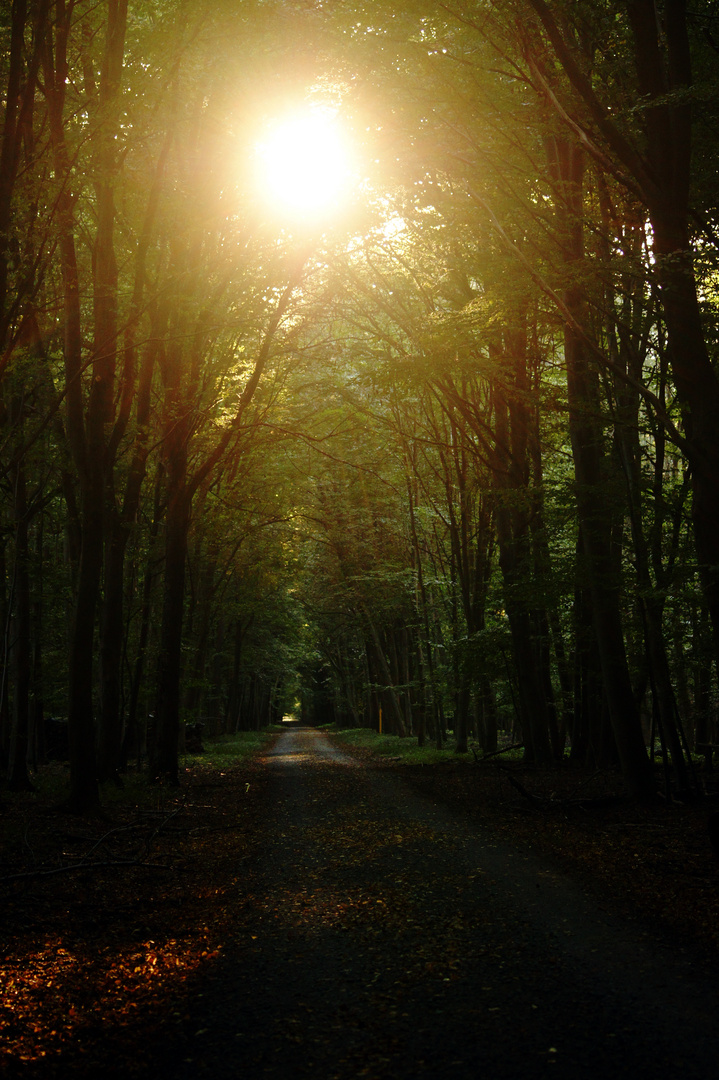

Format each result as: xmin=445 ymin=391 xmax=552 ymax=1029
xmin=323 ymin=725 xmax=523 ymax=765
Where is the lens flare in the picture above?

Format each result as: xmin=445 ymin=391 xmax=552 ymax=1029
xmin=256 ymin=109 xmax=353 ymax=219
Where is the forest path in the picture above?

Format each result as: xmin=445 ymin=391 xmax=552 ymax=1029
xmin=177 ymin=726 xmax=719 ymax=1079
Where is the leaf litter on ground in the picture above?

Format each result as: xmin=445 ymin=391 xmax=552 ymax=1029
xmin=1 ymin=730 xmax=719 ymax=1075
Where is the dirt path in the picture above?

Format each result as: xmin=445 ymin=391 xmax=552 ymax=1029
xmin=171 ymin=726 xmax=719 ymax=1079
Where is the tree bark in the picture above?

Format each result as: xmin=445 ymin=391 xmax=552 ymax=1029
xmin=555 ymin=140 xmax=655 ymax=798
xmin=42 ymin=3 xmax=128 ymax=811
xmin=528 ymin=0 xmax=719 ymax=660
xmin=150 ymin=443 xmax=190 ymax=783
xmin=7 ymin=448 xmax=33 ymax=790
xmin=491 ymin=372 xmax=554 ymax=766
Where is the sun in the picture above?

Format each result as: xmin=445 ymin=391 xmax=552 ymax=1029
xmin=256 ymin=108 xmax=354 ymax=220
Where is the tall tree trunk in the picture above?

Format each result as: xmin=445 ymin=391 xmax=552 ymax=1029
xmin=364 ymin=611 xmax=407 ymax=737
xmin=29 ymin=513 xmax=44 ymax=770
xmin=626 ymin=0 xmax=719 ymax=659
xmin=0 ymin=0 xmax=48 ymax=352
xmin=122 ymin=466 xmax=163 ymax=767
xmin=528 ymin=0 xmax=719 ymax=661
xmin=66 ymin=475 xmax=103 ymax=811
xmin=569 ymin=537 xmax=618 ymax=769
xmin=491 ymin=353 xmax=554 ymax=766
xmin=614 ymin=345 xmax=695 ymax=794
xmin=7 ymin=449 xmax=32 ymax=790
xmin=151 ymin=462 xmax=190 ymax=783
xmin=0 ymin=537 xmax=9 ymax=768
xmin=98 ymin=488 xmax=126 ymax=785
xmin=42 ymin=3 xmax=128 ymax=812
xmin=555 ymin=140 xmax=655 ymax=798
xmin=478 ymin=674 xmax=499 ymax=753
xmin=403 ymin=455 xmax=440 ymax=748
xmin=98 ymin=140 xmax=169 ymax=781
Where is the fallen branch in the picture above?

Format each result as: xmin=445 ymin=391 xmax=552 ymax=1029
xmin=76 ymin=821 xmax=149 ymax=861
xmin=472 ymin=743 xmax=523 ymax=763
xmin=499 ymin=767 xmax=628 ymax=810
xmin=471 ymin=748 xmax=626 ymax=809
xmin=502 ymin=770 xmax=546 ymax=805
xmin=0 ymin=859 xmax=174 ymax=885
xmin=146 ymin=803 xmax=186 ymax=858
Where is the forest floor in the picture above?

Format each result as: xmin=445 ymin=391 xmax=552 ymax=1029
xmin=1 ymin=726 xmax=719 ymax=1078
xmin=362 ymin=740 xmax=719 ymax=953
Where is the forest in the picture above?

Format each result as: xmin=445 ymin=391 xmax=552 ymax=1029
xmin=1 ymin=0 xmax=718 ymax=814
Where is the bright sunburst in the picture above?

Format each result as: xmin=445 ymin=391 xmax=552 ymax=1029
xmin=256 ymin=108 xmax=353 ymax=220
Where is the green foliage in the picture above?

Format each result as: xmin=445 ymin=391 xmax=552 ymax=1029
xmin=184 ymin=730 xmax=274 ymax=766
xmin=330 ymin=726 xmax=464 ymax=763
xmin=329 ymin=725 xmax=524 ymax=765
xmin=1 ymin=0 xmax=717 ymax=805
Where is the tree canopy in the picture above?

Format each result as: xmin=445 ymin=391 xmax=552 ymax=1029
xmin=1 ymin=0 xmax=717 ymax=807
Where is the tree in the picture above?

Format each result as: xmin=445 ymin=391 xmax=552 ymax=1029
xmin=522 ymin=0 xmax=719 ymax=660
xmin=2 ymin=0 xmax=717 ymax=810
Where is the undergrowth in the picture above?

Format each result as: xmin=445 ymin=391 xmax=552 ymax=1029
xmin=327 ymin=726 xmax=524 ymax=765
xmin=184 ymin=729 xmax=275 ymax=768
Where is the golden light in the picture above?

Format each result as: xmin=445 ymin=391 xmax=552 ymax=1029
xmin=255 ymin=108 xmax=354 ymax=221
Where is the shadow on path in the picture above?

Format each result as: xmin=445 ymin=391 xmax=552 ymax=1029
xmin=177 ymin=727 xmax=719 ymax=1079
